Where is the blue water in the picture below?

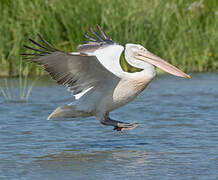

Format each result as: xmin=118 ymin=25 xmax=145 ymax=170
xmin=0 ymin=73 xmax=218 ymax=179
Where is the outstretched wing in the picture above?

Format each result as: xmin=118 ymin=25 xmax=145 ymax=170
xmin=77 ymin=25 xmax=126 ymax=78
xmin=77 ymin=24 xmax=116 ymax=53
xmin=22 ymin=33 xmax=120 ymax=97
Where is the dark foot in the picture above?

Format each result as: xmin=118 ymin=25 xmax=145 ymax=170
xmin=113 ymin=123 xmax=139 ymax=131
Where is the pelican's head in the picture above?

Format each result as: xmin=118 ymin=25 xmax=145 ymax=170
xmin=125 ymin=44 xmax=191 ymax=79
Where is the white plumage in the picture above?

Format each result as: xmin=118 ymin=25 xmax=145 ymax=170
xmin=22 ymin=25 xmax=191 ymax=131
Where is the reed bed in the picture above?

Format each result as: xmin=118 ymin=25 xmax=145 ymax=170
xmin=0 ymin=0 xmax=217 ymax=77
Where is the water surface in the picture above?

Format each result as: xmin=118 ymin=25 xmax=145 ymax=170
xmin=0 ymin=73 xmax=218 ymax=179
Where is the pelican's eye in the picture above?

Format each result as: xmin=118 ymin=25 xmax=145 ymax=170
xmin=139 ymin=47 xmax=146 ymax=52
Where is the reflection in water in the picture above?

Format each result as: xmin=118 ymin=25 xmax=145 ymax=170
xmin=1 ymin=74 xmax=218 ymax=179
xmin=36 ymin=150 xmax=149 ymax=169
xmin=33 ymin=149 xmax=151 ymax=179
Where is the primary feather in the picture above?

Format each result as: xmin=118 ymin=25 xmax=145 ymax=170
xmin=22 ymin=35 xmax=120 ymax=97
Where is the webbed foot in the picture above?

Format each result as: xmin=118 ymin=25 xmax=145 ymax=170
xmin=113 ymin=123 xmax=139 ymax=131
xmin=98 ymin=113 xmax=139 ymax=131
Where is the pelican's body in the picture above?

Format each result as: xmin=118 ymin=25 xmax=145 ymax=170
xmin=69 ymin=71 xmax=152 ymax=116
xmin=23 ymin=25 xmax=190 ymax=131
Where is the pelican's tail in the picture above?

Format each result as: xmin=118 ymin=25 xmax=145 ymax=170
xmin=47 ymin=105 xmax=91 ymax=120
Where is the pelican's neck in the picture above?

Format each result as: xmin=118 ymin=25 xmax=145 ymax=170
xmin=125 ymin=54 xmax=156 ymax=80
xmin=94 ymin=44 xmax=156 ymax=80
xmin=94 ymin=45 xmax=125 ymax=78
xmin=131 ymin=63 xmax=156 ymax=80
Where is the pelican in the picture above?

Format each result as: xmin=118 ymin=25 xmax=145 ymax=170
xmin=22 ymin=25 xmax=191 ymax=131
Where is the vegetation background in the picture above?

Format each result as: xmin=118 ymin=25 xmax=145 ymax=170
xmin=0 ymin=0 xmax=217 ymax=77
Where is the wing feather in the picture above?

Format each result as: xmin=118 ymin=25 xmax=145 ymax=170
xmin=77 ymin=24 xmax=116 ymax=53
xmin=22 ymin=25 xmax=126 ymax=97
xmin=22 ymin=35 xmax=119 ymax=96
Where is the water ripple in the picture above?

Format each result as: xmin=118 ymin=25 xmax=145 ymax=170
xmin=1 ymin=74 xmax=218 ymax=179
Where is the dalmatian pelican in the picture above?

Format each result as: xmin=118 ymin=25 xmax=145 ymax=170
xmin=22 ymin=25 xmax=191 ymax=131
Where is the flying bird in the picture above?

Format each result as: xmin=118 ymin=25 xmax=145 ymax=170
xmin=22 ymin=25 xmax=191 ymax=131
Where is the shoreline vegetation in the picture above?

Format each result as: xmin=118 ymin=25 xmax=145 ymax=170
xmin=0 ymin=0 xmax=217 ymax=77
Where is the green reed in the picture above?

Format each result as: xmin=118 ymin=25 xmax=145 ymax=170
xmin=0 ymin=0 xmax=217 ymax=76
xmin=0 ymin=59 xmax=37 ymax=102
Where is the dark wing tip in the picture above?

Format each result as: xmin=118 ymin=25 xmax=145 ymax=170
xmin=37 ymin=34 xmax=58 ymax=51
xmin=78 ymin=25 xmax=116 ymax=52
xmin=84 ymin=25 xmax=114 ymax=43
xmin=84 ymin=34 xmax=97 ymax=42
xmin=89 ymin=27 xmax=104 ymax=41
xmin=22 ymin=34 xmax=62 ymax=58
xmin=95 ymin=24 xmax=112 ymax=40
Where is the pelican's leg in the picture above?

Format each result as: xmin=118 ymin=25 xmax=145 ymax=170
xmin=98 ymin=113 xmax=138 ymax=131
